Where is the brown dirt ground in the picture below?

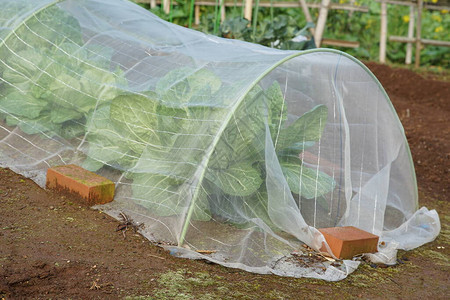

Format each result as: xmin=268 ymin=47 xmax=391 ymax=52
xmin=0 ymin=62 xmax=449 ymax=299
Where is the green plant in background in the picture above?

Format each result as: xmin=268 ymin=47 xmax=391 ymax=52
xmin=325 ymin=0 xmax=450 ymax=67
xmin=418 ymin=8 xmax=450 ymax=66
xmin=308 ymin=0 xmax=449 ymax=67
xmin=152 ymin=0 xmax=194 ymax=25
xmin=138 ymin=0 xmax=449 ymax=68
xmin=219 ymin=14 xmax=316 ymax=50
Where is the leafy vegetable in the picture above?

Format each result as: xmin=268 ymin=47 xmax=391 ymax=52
xmin=275 ymin=105 xmax=328 ymax=152
xmin=110 ymin=93 xmax=159 ymax=154
xmin=0 ymin=5 xmax=127 ymax=141
xmin=156 ymin=67 xmax=222 ymax=107
xmin=206 ymin=163 xmax=263 ymax=197
xmin=280 ymin=159 xmax=335 ymax=199
xmin=83 ymin=104 xmax=134 ymax=168
xmin=197 ymin=81 xmax=333 ymax=225
xmin=0 ymin=91 xmax=47 ymax=119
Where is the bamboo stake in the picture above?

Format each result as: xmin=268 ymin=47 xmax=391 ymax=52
xmin=373 ymin=0 xmax=450 ymax=11
xmin=213 ymin=0 xmax=220 ymax=33
xmin=348 ymin=0 xmax=355 ymax=17
xmin=379 ymin=0 xmax=387 ymax=63
xmin=321 ymin=38 xmax=359 ymax=48
xmin=270 ymin=0 xmax=274 ymax=23
xmin=195 ymin=5 xmax=200 ymax=25
xmin=244 ymin=0 xmax=253 ymax=21
xmin=163 ymin=0 xmax=170 ymax=14
xmin=390 ymin=36 xmax=450 ymax=47
xmin=314 ymin=0 xmax=331 ymax=47
xmin=405 ymin=6 xmax=415 ymax=64
xmin=252 ymin=0 xmax=260 ymax=37
xmin=150 ymin=0 xmax=156 ymax=8
xmin=415 ymin=0 xmax=423 ymax=68
xmin=220 ymin=0 xmax=226 ymax=23
xmin=188 ymin=0 xmax=195 ymax=27
xmin=299 ymin=0 xmax=315 ymax=35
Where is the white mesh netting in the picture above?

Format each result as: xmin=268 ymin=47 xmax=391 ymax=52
xmin=0 ymin=0 xmax=440 ymax=280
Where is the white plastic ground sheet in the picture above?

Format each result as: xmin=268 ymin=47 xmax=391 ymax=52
xmin=0 ymin=0 xmax=440 ymax=281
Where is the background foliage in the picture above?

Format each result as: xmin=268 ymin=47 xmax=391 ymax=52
xmin=136 ymin=0 xmax=449 ymax=67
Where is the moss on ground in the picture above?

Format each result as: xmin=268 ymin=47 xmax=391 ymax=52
xmin=125 ymin=269 xmax=229 ymax=299
xmin=126 ymin=268 xmax=292 ymax=299
xmin=415 ymin=249 xmax=449 ymax=267
xmin=410 ymin=212 xmax=449 ymax=268
xmin=439 ymin=215 xmax=450 ymax=244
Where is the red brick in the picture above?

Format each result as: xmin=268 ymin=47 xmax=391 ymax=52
xmin=46 ymin=164 xmax=114 ymax=205
xmin=319 ymin=226 xmax=379 ymax=259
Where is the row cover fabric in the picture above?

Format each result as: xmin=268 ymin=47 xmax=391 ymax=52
xmin=0 ymin=0 xmax=440 ymax=280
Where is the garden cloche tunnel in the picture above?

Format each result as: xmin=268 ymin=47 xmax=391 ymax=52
xmin=0 ymin=0 xmax=440 ymax=280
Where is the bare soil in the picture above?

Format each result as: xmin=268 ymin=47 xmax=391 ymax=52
xmin=1 ymin=62 xmax=449 ymax=299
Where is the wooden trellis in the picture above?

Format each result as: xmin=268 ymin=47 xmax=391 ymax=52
xmin=192 ymin=0 xmax=368 ymax=47
xmin=377 ymin=0 xmax=450 ymax=67
xmin=135 ymin=0 xmax=369 ymax=48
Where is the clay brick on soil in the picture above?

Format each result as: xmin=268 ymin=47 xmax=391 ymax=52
xmin=46 ymin=164 xmax=114 ymax=205
xmin=319 ymin=226 xmax=379 ymax=259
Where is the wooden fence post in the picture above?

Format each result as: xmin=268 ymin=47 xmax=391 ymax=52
xmin=244 ymin=0 xmax=253 ymax=21
xmin=195 ymin=5 xmax=200 ymax=25
xmin=163 ymin=0 xmax=170 ymax=14
xmin=220 ymin=0 xmax=226 ymax=22
xmin=379 ymin=0 xmax=387 ymax=63
xmin=299 ymin=0 xmax=315 ymax=35
xmin=314 ymin=0 xmax=331 ymax=47
xmin=405 ymin=5 xmax=415 ymax=65
xmin=415 ymin=0 xmax=423 ymax=68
